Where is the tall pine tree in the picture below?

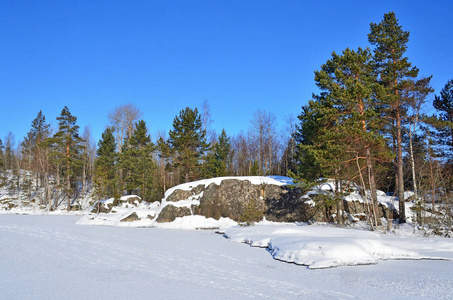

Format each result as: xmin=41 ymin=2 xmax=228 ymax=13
xmin=313 ymin=47 xmax=391 ymax=226
xmin=52 ymin=106 xmax=85 ymax=211
xmin=368 ymin=12 xmax=420 ymax=223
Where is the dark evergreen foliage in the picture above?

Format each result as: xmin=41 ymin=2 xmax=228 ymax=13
xmin=168 ymin=107 xmax=209 ymax=182
xmin=433 ymin=79 xmax=453 ymax=157
xmin=368 ymin=12 xmax=420 ymax=223
xmin=94 ymin=127 xmax=117 ymax=201
xmin=52 ymin=106 xmax=85 ymax=210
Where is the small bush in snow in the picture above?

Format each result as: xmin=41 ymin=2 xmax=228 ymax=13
xmin=239 ymin=198 xmax=264 ymax=226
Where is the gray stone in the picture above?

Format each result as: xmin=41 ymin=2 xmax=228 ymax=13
xmin=120 ymin=212 xmax=140 ymax=222
xmin=158 ymin=177 xmax=400 ymax=224
xmin=156 ymin=205 xmax=192 ymax=223
xmin=166 ymin=185 xmax=204 ymax=202
xmin=90 ymin=202 xmax=109 ymax=214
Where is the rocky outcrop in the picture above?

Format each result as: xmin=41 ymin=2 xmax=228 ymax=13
xmin=90 ymin=195 xmax=145 ymax=213
xmin=157 ymin=178 xmax=313 ymax=223
xmin=166 ymin=185 xmax=204 ymax=202
xmin=120 ymin=212 xmax=140 ymax=222
xmin=156 ymin=177 xmax=399 ymax=224
xmin=198 ymin=179 xmax=282 ymax=220
xmin=156 ymin=206 xmax=192 ymax=223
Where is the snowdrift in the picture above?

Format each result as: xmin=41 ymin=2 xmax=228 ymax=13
xmin=223 ymin=223 xmax=453 ymax=269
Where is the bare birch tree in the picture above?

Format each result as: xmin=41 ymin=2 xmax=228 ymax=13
xmin=249 ymin=110 xmax=278 ymax=175
xmin=108 ymin=103 xmax=142 ymax=153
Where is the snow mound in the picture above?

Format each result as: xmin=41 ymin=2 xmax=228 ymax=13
xmin=164 ymin=176 xmax=292 ymax=199
xmin=224 ymin=224 xmax=451 ymax=269
xmin=153 ymin=215 xmax=237 ymax=230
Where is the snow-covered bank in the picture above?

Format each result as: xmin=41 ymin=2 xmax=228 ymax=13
xmin=1 ymin=215 xmax=453 ymax=299
xmin=77 ymin=176 xmax=293 ymax=229
xmin=224 ymin=223 xmax=453 ymax=269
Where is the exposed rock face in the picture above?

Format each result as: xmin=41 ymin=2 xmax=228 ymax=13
xmin=198 ymin=179 xmax=281 ymax=220
xmin=166 ymin=185 xmax=204 ymax=202
xmin=90 ymin=196 xmax=145 ymax=214
xmin=156 ymin=206 xmax=192 ymax=223
xmin=264 ymin=187 xmax=315 ymax=222
xmin=120 ymin=212 xmax=140 ymax=222
xmin=157 ymin=177 xmax=399 ymax=224
xmin=158 ymin=179 xmax=313 ymax=222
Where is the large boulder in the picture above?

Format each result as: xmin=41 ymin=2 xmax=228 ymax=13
xmin=156 ymin=177 xmax=400 ymax=224
xmin=157 ymin=177 xmax=306 ymax=223
xmin=156 ymin=205 xmax=192 ymax=223
xmin=198 ymin=179 xmax=279 ymax=220
xmin=120 ymin=212 xmax=140 ymax=222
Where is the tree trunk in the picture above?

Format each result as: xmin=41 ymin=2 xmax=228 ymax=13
xmin=356 ymin=155 xmax=375 ymax=231
xmin=366 ymin=148 xmax=380 ymax=226
xmin=335 ymin=177 xmax=343 ymax=225
xmin=66 ymin=141 xmax=71 ymax=211
xmin=409 ymin=127 xmax=421 ymax=224
xmin=427 ymin=132 xmax=436 ymax=213
xmin=82 ymin=163 xmax=86 ymax=195
xmin=396 ymin=108 xmax=406 ymax=223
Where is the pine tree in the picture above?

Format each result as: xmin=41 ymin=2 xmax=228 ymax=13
xmin=52 ymin=106 xmax=85 ymax=211
xmin=316 ymin=47 xmax=392 ymax=226
xmin=295 ymin=47 xmax=392 ymax=227
xmin=368 ymin=12 xmax=419 ymax=223
xmin=168 ymin=107 xmax=209 ymax=183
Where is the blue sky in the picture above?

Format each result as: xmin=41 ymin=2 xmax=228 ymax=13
xmin=1 ymin=0 xmax=452 ymax=145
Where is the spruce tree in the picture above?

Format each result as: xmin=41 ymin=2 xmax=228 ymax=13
xmin=168 ymin=107 xmax=209 ymax=183
xmin=94 ymin=127 xmax=117 ymax=202
xmin=156 ymin=136 xmax=171 ymax=192
xmin=203 ymin=129 xmax=232 ymax=178
xmin=0 ymin=139 xmax=4 ymax=185
xmin=121 ymin=120 xmax=157 ymax=201
xmin=21 ymin=111 xmax=51 ymax=189
xmin=368 ymin=12 xmax=420 ymax=223
xmin=433 ymin=79 xmax=453 ymax=157
xmin=294 ymin=94 xmax=329 ymax=182
xmin=213 ymin=129 xmax=232 ymax=177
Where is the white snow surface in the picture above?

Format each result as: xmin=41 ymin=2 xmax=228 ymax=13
xmin=224 ymin=223 xmax=453 ymax=269
xmin=163 ymin=175 xmax=292 ymax=199
xmin=1 ymin=215 xmax=453 ymax=299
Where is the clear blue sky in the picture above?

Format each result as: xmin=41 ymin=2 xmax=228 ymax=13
xmin=1 ymin=0 xmax=452 ymax=145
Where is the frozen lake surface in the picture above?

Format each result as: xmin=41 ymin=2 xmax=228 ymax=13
xmin=1 ymin=215 xmax=452 ymax=299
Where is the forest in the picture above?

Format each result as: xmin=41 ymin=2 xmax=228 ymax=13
xmin=1 ymin=12 xmax=452 ymax=228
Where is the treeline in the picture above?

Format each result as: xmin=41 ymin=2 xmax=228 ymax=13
xmin=0 ymin=101 xmax=294 ymax=209
xmin=1 ymin=12 xmax=452 ymax=229
xmin=292 ymin=12 xmax=453 ymax=227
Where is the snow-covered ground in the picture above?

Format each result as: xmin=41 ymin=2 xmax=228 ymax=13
xmin=224 ymin=222 xmax=453 ymax=269
xmin=1 ymin=215 xmax=452 ymax=299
